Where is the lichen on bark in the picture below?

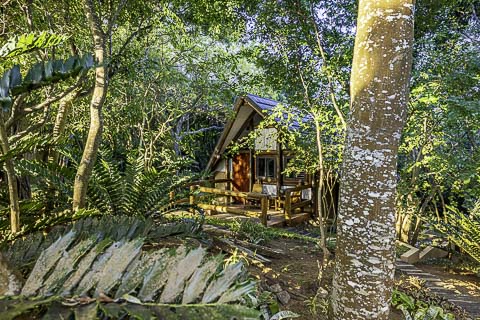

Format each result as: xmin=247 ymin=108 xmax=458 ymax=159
xmin=331 ymin=1 xmax=415 ymax=319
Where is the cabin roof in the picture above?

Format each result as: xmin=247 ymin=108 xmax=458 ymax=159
xmin=247 ymin=93 xmax=311 ymax=130
xmin=206 ymin=94 xmax=310 ymax=171
xmin=246 ymin=93 xmax=279 ymax=112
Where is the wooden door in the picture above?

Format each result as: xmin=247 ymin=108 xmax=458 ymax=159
xmin=232 ymin=152 xmax=250 ymax=193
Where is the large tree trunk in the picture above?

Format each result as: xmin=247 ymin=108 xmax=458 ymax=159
xmin=331 ymin=1 xmax=415 ymax=319
xmin=72 ymin=0 xmax=107 ymax=211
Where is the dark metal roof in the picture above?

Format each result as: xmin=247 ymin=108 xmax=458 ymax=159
xmin=246 ymin=93 xmax=280 ymax=112
xmin=246 ymin=93 xmax=312 ymax=130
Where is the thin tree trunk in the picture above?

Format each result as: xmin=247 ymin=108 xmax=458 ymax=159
xmin=49 ymin=90 xmax=79 ymax=165
xmin=72 ymin=0 xmax=108 ymax=211
xmin=309 ymin=2 xmax=346 ymax=128
xmin=0 ymin=115 xmax=20 ymax=233
xmin=46 ymin=91 xmax=78 ymax=210
xmin=296 ymin=63 xmax=331 ymax=260
xmin=314 ymin=117 xmax=331 ymax=262
xmin=331 ymin=1 xmax=415 ymax=319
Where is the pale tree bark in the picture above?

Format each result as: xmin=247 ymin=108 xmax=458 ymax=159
xmin=72 ymin=0 xmax=108 ymax=211
xmin=331 ymin=1 xmax=415 ymax=319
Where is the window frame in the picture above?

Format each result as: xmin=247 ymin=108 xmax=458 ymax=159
xmin=256 ymin=156 xmax=277 ymax=181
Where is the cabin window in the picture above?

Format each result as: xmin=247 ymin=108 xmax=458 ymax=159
xmin=256 ymin=157 xmax=276 ymax=179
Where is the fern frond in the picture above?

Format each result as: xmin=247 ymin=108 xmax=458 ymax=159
xmin=433 ymin=201 xmax=480 ymax=263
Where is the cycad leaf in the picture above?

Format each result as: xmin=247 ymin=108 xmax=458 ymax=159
xmin=202 ymin=262 xmax=244 ymax=303
xmin=159 ymin=247 xmax=206 ymax=303
xmin=21 ymin=230 xmax=76 ymax=296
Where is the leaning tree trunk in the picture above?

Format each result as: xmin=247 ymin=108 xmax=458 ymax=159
xmin=72 ymin=0 xmax=108 ymax=211
xmin=0 ymin=115 xmax=20 ymax=233
xmin=331 ymin=1 xmax=415 ymax=319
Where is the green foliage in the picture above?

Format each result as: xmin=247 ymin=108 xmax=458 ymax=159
xmin=0 ymin=32 xmax=67 ymax=58
xmin=87 ymin=153 xmax=177 ymax=215
xmin=0 ymin=298 xmax=261 ymax=320
xmin=392 ymin=289 xmax=455 ymax=320
xmin=237 ymin=0 xmax=351 ymax=177
xmin=433 ymin=202 xmax=480 ymax=264
xmin=0 ymin=215 xmax=259 ymax=319
xmin=205 ymin=217 xmax=320 ymax=244
xmin=396 ymin=12 xmax=480 ymax=243
xmin=231 ymin=220 xmax=275 ymax=245
xmin=0 ymin=148 xmax=197 ymax=234
xmin=1 ymin=215 xmax=202 ymax=267
xmin=0 ymin=53 xmax=93 ymax=106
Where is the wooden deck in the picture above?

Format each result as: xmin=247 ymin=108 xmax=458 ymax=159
xmin=187 ymin=183 xmax=313 ymax=227
xmin=166 ymin=180 xmax=314 ymax=227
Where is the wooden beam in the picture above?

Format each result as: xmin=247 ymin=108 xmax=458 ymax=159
xmin=284 ymin=184 xmax=312 ymax=193
xmin=184 ymin=178 xmax=231 ymax=187
xmin=196 ymin=203 xmax=263 ymax=219
xmin=249 ymin=116 xmax=255 ymax=192
xmin=231 ymin=110 xmax=256 ymax=143
xmin=206 ymin=97 xmax=245 ymax=171
xmin=197 ymin=186 xmax=267 ymax=199
xmin=284 ymin=193 xmax=292 ymax=220
xmin=291 ymin=199 xmax=311 ymax=210
xmin=276 ymin=140 xmax=282 ymax=199
xmin=226 ymin=158 xmax=231 ymax=204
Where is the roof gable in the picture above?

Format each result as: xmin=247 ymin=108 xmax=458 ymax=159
xmin=206 ymin=94 xmax=311 ymax=171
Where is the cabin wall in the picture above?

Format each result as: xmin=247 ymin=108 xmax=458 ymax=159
xmin=212 ymin=159 xmax=227 ymax=191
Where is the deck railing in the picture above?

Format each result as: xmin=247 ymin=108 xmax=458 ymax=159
xmin=168 ymin=178 xmax=314 ymax=226
xmin=189 ymin=185 xmax=269 ymax=226
xmin=283 ymin=184 xmax=313 ymax=220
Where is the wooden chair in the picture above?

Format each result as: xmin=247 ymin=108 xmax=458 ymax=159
xmin=252 ymin=183 xmax=263 ymax=194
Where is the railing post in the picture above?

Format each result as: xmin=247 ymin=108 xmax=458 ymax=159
xmin=261 ymin=197 xmax=268 ymax=226
xmin=189 ymin=185 xmax=196 ymax=213
xmin=285 ymin=192 xmax=292 ymax=221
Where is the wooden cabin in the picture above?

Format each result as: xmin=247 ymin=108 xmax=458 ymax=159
xmin=195 ymin=94 xmax=331 ymax=227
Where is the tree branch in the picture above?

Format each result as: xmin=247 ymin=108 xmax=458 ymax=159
xmin=179 ymin=126 xmax=223 ymax=140
xmin=6 ymin=72 xmax=86 ymax=129
xmin=9 ymin=104 xmax=51 ymax=144
xmin=309 ymin=2 xmax=346 ymax=128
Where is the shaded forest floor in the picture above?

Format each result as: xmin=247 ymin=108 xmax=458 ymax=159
xmin=202 ymin=223 xmax=480 ymax=319
xmin=241 ymin=236 xmax=407 ymax=319
xmin=415 ymin=263 xmax=480 ymax=299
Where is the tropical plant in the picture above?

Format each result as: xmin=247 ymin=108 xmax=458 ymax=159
xmin=0 ymin=32 xmax=92 ymax=233
xmin=433 ymin=202 xmax=480 ymax=264
xmin=396 ymin=3 xmax=480 ymax=244
xmin=0 ymin=215 xmax=259 ymax=319
xmin=392 ymin=289 xmax=455 ymax=320
xmin=0 ymin=32 xmax=67 ymax=59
